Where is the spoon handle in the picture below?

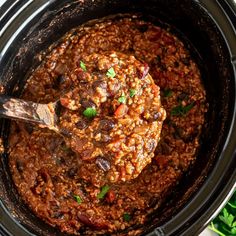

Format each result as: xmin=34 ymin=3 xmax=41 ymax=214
xmin=0 ymin=95 xmax=57 ymax=128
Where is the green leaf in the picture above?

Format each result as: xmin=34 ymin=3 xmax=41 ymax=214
xmin=231 ymin=227 xmax=236 ymax=234
xmin=106 ymin=67 xmax=116 ymax=78
xmin=129 ymin=89 xmax=136 ymax=98
xmin=118 ymin=95 xmax=126 ymax=104
xmin=219 ymin=208 xmax=234 ymax=227
xmin=80 ymin=61 xmax=87 ymax=71
xmin=97 ymin=185 xmax=110 ymax=199
xmin=171 ymin=102 xmax=194 ymax=116
xmin=83 ymin=107 xmax=97 ymax=118
xmin=163 ymin=89 xmax=173 ymax=97
xmin=74 ymin=195 xmax=82 ymax=204
xmin=209 ymin=190 xmax=236 ymax=236
xmin=228 ymin=202 xmax=236 ymax=209
xmin=208 ymin=222 xmax=227 ymax=236
xmin=123 ymin=213 xmax=131 ymax=222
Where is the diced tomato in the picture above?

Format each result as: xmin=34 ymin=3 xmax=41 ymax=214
xmin=114 ymin=104 xmax=128 ymax=118
xmin=60 ymin=97 xmax=70 ymax=107
xmin=106 ymin=190 xmax=116 ymax=203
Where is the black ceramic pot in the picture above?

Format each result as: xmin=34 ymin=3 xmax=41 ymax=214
xmin=0 ymin=0 xmax=235 ymax=235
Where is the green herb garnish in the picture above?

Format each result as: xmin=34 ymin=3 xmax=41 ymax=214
xmin=129 ymin=89 xmax=136 ymax=98
xmin=163 ymin=89 xmax=173 ymax=97
xmin=74 ymin=195 xmax=82 ymax=204
xmin=123 ymin=213 xmax=131 ymax=222
xmin=97 ymin=185 xmax=110 ymax=199
xmin=80 ymin=61 xmax=87 ymax=71
xmin=83 ymin=107 xmax=97 ymax=118
xmin=118 ymin=94 xmax=126 ymax=104
xmin=171 ymin=103 xmax=194 ymax=116
xmin=209 ymin=190 xmax=236 ymax=236
xmin=106 ymin=67 xmax=116 ymax=78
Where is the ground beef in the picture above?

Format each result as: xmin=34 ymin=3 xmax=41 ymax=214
xmin=58 ymin=51 xmax=166 ymax=183
xmin=8 ymin=15 xmax=207 ymax=235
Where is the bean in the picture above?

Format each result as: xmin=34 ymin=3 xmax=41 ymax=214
xmin=76 ymin=119 xmax=88 ymax=130
xmin=77 ymin=213 xmax=108 ymax=229
xmin=143 ymin=111 xmax=162 ymax=122
xmin=67 ymin=167 xmax=78 ymax=178
xmin=99 ymin=119 xmax=115 ymax=131
xmin=99 ymin=134 xmax=111 ymax=143
xmin=146 ymin=139 xmax=156 ymax=153
xmin=96 ymin=156 xmax=111 ymax=171
xmin=80 ymin=99 xmax=96 ymax=109
xmin=60 ymin=128 xmax=72 ymax=137
xmin=137 ymin=63 xmax=149 ymax=80
xmin=92 ymin=79 xmax=107 ymax=90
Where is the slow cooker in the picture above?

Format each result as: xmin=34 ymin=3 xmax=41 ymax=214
xmin=0 ymin=0 xmax=236 ymax=235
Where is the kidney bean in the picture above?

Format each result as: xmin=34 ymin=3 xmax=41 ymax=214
xmin=53 ymin=74 xmax=67 ymax=89
xmin=143 ymin=111 xmax=162 ymax=122
xmin=137 ymin=63 xmax=149 ymax=80
xmin=67 ymin=167 xmax=78 ymax=178
xmin=96 ymin=156 xmax=111 ymax=171
xmin=76 ymin=119 xmax=89 ymax=130
xmin=146 ymin=139 xmax=157 ymax=153
xmin=80 ymin=99 xmax=96 ymax=109
xmin=99 ymin=134 xmax=111 ymax=143
xmin=77 ymin=213 xmax=108 ymax=229
xmin=60 ymin=128 xmax=72 ymax=138
xmin=99 ymin=118 xmax=115 ymax=131
xmin=92 ymin=80 xmax=107 ymax=90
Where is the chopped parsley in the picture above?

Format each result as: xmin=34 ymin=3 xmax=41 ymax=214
xmin=129 ymin=89 xmax=136 ymax=98
xmin=171 ymin=103 xmax=194 ymax=116
xmin=118 ymin=94 xmax=126 ymax=104
xmin=97 ymin=185 xmax=110 ymax=199
xmin=74 ymin=195 xmax=82 ymax=204
xmin=83 ymin=107 xmax=97 ymax=118
xmin=123 ymin=213 xmax=131 ymax=222
xmin=106 ymin=67 xmax=116 ymax=78
xmin=209 ymin=190 xmax=236 ymax=236
xmin=163 ymin=89 xmax=173 ymax=97
xmin=80 ymin=61 xmax=87 ymax=71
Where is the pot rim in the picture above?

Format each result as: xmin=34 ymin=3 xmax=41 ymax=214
xmin=0 ymin=1 xmax=235 ymax=236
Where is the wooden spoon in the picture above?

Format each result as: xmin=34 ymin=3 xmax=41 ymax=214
xmin=0 ymin=95 xmax=61 ymax=133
